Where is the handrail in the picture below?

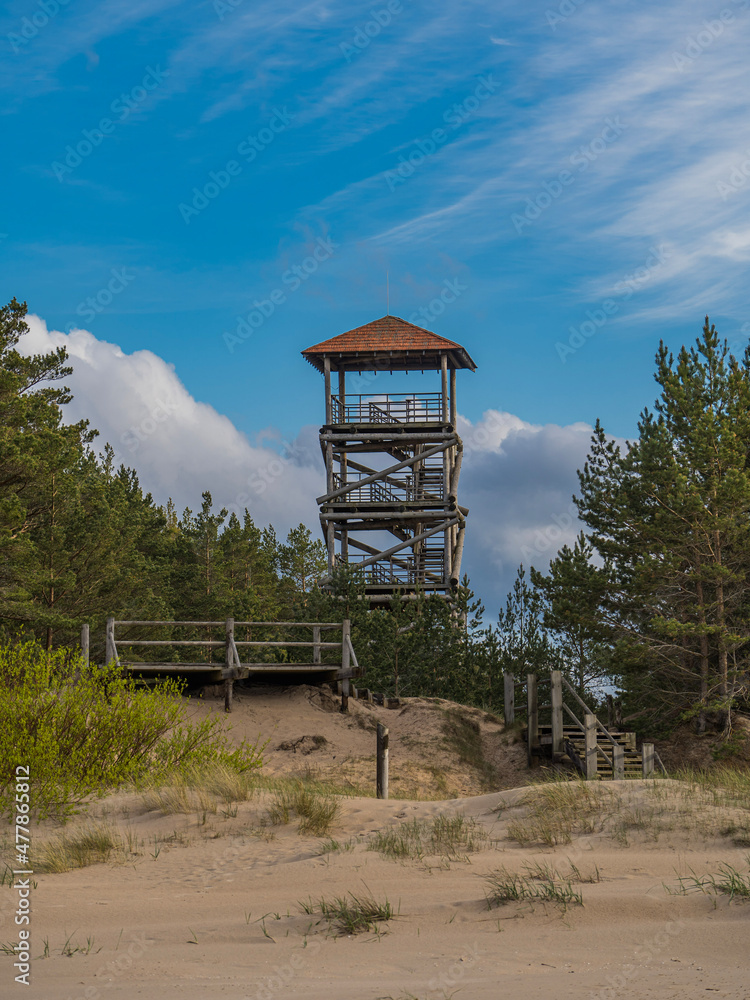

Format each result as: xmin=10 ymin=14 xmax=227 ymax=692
xmin=113 ymin=620 xmax=344 ymax=629
xmin=561 ymin=675 xmax=621 ymax=749
xmin=345 ymin=633 xmax=359 ymax=671
xmin=562 ymin=702 xmax=584 ymax=732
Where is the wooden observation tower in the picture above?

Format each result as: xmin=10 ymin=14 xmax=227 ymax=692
xmin=302 ymin=315 xmax=476 ymax=603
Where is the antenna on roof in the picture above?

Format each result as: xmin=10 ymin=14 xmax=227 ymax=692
xmin=386 ymin=269 xmax=390 ymax=315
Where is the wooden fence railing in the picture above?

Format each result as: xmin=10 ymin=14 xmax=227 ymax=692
xmin=103 ymin=617 xmax=360 ymax=712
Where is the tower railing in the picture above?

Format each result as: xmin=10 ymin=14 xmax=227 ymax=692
xmin=331 ymin=392 xmax=444 ymax=424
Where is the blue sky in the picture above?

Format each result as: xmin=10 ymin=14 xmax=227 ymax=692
xmin=4 ymin=0 xmax=750 ymax=611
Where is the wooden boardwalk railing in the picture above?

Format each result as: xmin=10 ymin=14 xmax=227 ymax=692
xmin=104 ymin=617 xmax=362 ymax=712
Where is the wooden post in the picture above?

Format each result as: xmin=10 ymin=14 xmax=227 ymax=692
xmin=615 ymin=699 xmax=624 ymax=728
xmin=526 ymin=673 xmax=538 ymax=767
xmin=449 ymin=366 xmax=456 ymax=427
xmin=80 ymin=623 xmax=89 ymax=669
xmin=224 ymin=617 xmax=235 ymax=713
xmin=340 ymin=619 xmax=351 ymax=713
xmin=625 ymin=731 xmax=637 ymax=751
xmin=324 ymin=356 xmax=332 ymax=424
xmin=339 ymin=369 xmax=348 ymax=561
xmin=503 ymin=672 xmax=515 ymax=725
xmin=641 ymin=742 xmax=654 ymax=777
xmin=313 ymin=626 xmax=321 ymax=665
xmin=440 ymin=354 xmax=448 ymax=422
xmin=225 ymin=617 xmax=234 ymax=667
xmin=105 ymin=617 xmax=116 ymax=665
xmin=613 ymin=743 xmax=625 ymax=780
xmin=584 ymin=713 xmax=598 ymax=780
xmin=377 ymin=723 xmax=389 ymax=799
xmin=551 ymin=669 xmax=563 ymax=756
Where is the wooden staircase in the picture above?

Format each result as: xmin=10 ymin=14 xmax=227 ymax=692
xmin=537 ymin=724 xmax=644 ymax=779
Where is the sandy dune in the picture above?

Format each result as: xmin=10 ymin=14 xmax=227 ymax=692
xmin=3 ymin=687 xmax=749 ymax=1000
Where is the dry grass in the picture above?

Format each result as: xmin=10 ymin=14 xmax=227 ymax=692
xmin=35 ymin=823 xmax=122 ymax=873
xmin=504 ymin=768 xmax=750 ymax=848
xmin=140 ymin=763 xmax=255 ymax=816
xmin=267 ymin=781 xmax=340 ymax=835
xmin=368 ymin=813 xmax=489 ymax=861
xmin=506 ymin=778 xmax=612 ymax=847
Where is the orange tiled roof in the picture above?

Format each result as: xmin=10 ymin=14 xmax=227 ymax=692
xmin=302 ymin=315 xmax=476 ymax=372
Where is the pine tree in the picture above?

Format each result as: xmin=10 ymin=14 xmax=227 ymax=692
xmin=576 ymin=318 xmax=750 ymax=729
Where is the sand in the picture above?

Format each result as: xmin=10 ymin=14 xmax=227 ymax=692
xmin=3 ymin=686 xmax=749 ymax=1000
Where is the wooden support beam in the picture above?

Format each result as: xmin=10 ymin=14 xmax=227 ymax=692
xmin=225 ymin=617 xmax=234 ymax=670
xmin=503 ymin=673 xmax=514 ymax=725
xmin=449 ymin=523 xmax=466 ymax=586
xmin=377 ymin=723 xmax=389 ymax=799
xmin=80 ymin=623 xmax=89 ymax=669
xmin=613 ymin=743 xmax=625 ymax=780
xmin=313 ymin=626 xmax=321 ymax=665
xmin=450 ymin=366 xmax=456 ymax=426
xmin=316 ymin=441 xmax=452 ymax=504
xmin=105 ymin=617 xmax=119 ymax=666
xmin=584 ymin=713 xmax=598 ymax=779
xmin=641 ymin=742 xmax=655 ymax=777
xmin=527 ymin=673 xmax=538 ymax=767
xmin=441 ymin=354 xmax=448 ymax=422
xmin=224 ymin=677 xmax=233 ymax=713
xmin=551 ymin=670 xmax=563 ymax=756
xmin=324 ymin=357 xmax=332 ymax=424
xmin=319 ymin=518 xmax=459 ymax=584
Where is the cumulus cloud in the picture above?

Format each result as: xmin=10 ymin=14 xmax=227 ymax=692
xmin=19 ymin=318 xmax=595 ymax=609
xmin=21 ymin=315 xmax=324 ymax=531
xmin=458 ymin=410 xmax=593 ymax=611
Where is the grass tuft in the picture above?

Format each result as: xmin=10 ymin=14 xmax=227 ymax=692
xmin=36 ymin=824 xmax=121 ymax=873
xmin=667 ymin=857 xmax=750 ymax=901
xmin=369 ymin=813 xmax=488 ymax=861
xmin=267 ymin=781 xmax=340 ymax=836
xmin=483 ymin=864 xmax=584 ymax=910
xmin=299 ymin=890 xmax=396 ymax=935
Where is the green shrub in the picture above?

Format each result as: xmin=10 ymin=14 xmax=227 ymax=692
xmin=0 ymin=641 xmax=265 ymax=819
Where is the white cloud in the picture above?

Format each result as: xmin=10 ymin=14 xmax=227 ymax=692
xmin=21 ymin=315 xmax=323 ymax=532
xmin=19 ymin=318 xmax=595 ymax=609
